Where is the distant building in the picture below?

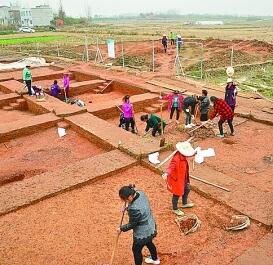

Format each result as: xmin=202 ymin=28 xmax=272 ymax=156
xmin=20 ymin=8 xmax=33 ymax=27
xmin=196 ymin=21 xmax=224 ymax=25
xmin=31 ymin=5 xmax=53 ymax=26
xmin=8 ymin=6 xmax=21 ymax=27
xmin=0 ymin=6 xmax=10 ymax=26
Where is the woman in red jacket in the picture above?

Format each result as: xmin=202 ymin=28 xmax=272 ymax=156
xmin=162 ymin=141 xmax=196 ymax=216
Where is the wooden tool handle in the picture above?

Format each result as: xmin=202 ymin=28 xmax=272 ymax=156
xmin=109 ymin=203 xmax=127 ymax=265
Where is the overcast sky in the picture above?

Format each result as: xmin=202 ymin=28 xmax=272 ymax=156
xmin=2 ymin=0 xmax=273 ymax=17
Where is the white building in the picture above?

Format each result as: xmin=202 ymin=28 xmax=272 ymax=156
xmin=196 ymin=21 xmax=224 ymax=25
xmin=20 ymin=8 xmax=33 ymax=27
xmin=31 ymin=5 xmax=53 ymax=26
xmin=0 ymin=6 xmax=10 ymax=26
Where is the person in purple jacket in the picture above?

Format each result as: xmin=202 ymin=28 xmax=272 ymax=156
xmin=121 ymin=95 xmax=136 ymax=133
xmin=50 ymin=80 xmax=62 ymax=99
xmin=225 ymin=78 xmax=238 ymax=112
xmin=63 ymin=73 xmax=70 ymax=99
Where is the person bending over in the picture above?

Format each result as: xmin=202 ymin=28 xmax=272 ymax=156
xmin=141 ymin=114 xmax=166 ymax=137
xmin=209 ymin=96 xmax=234 ymax=138
xmin=183 ymin=95 xmax=197 ymax=128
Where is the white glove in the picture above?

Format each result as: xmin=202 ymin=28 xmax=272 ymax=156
xmin=186 ymin=108 xmax=190 ymax=113
xmin=191 ymin=115 xmax=195 ymax=119
xmin=162 ymin=173 xmax=168 ymax=181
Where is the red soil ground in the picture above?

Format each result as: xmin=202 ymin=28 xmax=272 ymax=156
xmin=35 ymin=79 xmax=77 ymax=90
xmin=0 ymin=127 xmax=106 ymax=185
xmin=74 ymin=39 xmax=273 ymax=76
xmin=195 ymin=121 xmax=273 ymax=194
xmin=73 ymin=91 xmax=125 ymax=105
xmin=0 ymin=109 xmax=35 ymax=124
xmin=0 ymin=166 xmax=267 ymax=265
xmin=0 ymin=66 xmax=63 ymax=81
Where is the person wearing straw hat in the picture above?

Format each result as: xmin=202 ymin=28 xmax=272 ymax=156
xmin=161 ymin=34 xmax=168 ymax=53
xmin=162 ymin=141 xmax=196 ymax=216
xmin=225 ymin=78 xmax=237 ymax=112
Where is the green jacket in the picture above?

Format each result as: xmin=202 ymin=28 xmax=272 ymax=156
xmin=169 ymin=32 xmax=176 ymax=40
xmin=23 ymin=67 xmax=32 ymax=81
xmin=145 ymin=114 xmax=166 ymax=132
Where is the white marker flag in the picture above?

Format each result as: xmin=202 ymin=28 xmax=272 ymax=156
xmin=107 ymin=39 xmax=115 ymax=58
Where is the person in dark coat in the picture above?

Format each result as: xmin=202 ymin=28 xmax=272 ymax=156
xmin=183 ymin=95 xmax=197 ymax=128
xmin=225 ymin=78 xmax=238 ymax=112
xmin=141 ymin=114 xmax=166 ymax=137
xmin=210 ymin=96 xmax=235 ymax=138
xmin=162 ymin=141 xmax=196 ymax=216
xmin=197 ymin=89 xmax=210 ymax=122
xmin=161 ymin=34 xmax=168 ymax=53
xmin=118 ymin=185 xmax=160 ymax=265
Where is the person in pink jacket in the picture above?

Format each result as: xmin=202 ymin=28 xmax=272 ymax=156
xmin=160 ymin=90 xmax=184 ymax=124
xmin=63 ymin=73 xmax=70 ymax=99
xmin=121 ymin=95 xmax=136 ymax=133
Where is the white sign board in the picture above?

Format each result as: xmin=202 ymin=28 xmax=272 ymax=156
xmin=107 ymin=39 xmax=115 ymax=58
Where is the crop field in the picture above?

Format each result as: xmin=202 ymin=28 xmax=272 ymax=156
xmin=0 ymin=35 xmax=64 ymax=45
xmin=0 ymin=19 xmax=272 ymax=98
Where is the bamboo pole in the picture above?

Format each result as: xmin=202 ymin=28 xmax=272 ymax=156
xmin=190 ymin=175 xmax=230 ymax=192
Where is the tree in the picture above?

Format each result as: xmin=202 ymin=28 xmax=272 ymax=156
xmin=84 ymin=2 xmax=92 ymax=24
xmin=58 ymin=0 xmax=65 ymax=20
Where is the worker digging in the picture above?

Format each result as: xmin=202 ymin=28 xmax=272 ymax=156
xmin=3 ymin=24 xmax=273 ymax=265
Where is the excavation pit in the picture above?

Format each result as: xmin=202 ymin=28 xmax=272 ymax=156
xmin=0 ymin=125 xmax=108 ymax=186
xmin=0 ymin=166 xmax=268 ymax=265
xmin=195 ymin=121 xmax=273 ymax=194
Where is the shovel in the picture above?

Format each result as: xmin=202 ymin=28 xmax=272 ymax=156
xmin=159 ymin=103 xmax=165 ymax=147
xmin=109 ymin=202 xmax=127 ymax=265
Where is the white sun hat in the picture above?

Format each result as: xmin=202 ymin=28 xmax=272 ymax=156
xmin=176 ymin=141 xmax=196 ymax=157
xmin=227 ymin=78 xmax=233 ymax=83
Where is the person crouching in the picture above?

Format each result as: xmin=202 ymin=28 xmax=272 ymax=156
xmin=118 ymin=185 xmax=160 ymax=265
xmin=162 ymin=141 xmax=196 ymax=216
xmin=50 ymin=80 xmax=64 ymax=101
xmin=141 ymin=114 xmax=166 ymax=137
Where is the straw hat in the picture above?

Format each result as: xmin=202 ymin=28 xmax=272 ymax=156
xmin=176 ymin=141 xmax=196 ymax=157
xmin=227 ymin=78 xmax=233 ymax=83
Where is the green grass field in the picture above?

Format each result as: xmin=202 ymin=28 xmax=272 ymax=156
xmin=0 ymin=35 xmax=64 ymax=45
